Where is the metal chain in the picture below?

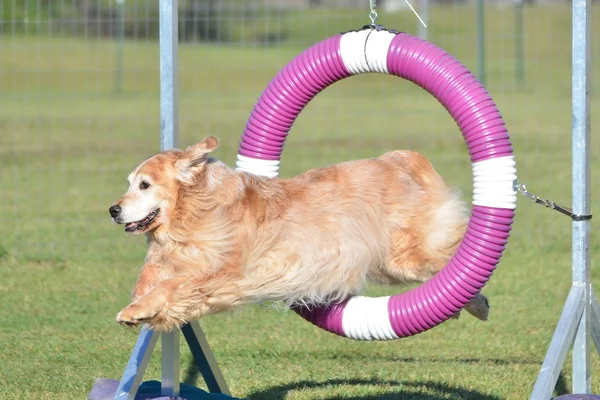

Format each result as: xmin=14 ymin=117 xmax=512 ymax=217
xmin=514 ymin=183 xmax=542 ymax=203
xmin=514 ymin=182 xmax=592 ymax=221
xmin=369 ymin=0 xmax=378 ymax=25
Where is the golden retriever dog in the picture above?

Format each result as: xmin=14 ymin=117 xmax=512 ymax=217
xmin=109 ymin=136 xmax=489 ymax=332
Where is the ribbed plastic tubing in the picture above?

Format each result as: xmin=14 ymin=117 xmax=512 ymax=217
xmin=235 ymin=27 xmax=517 ymax=341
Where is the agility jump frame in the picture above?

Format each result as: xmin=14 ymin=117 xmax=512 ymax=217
xmin=530 ymin=0 xmax=599 ymax=398
xmin=104 ymin=0 xmax=596 ymax=398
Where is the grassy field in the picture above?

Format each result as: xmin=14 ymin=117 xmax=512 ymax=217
xmin=1 ymin=4 xmax=600 ymax=400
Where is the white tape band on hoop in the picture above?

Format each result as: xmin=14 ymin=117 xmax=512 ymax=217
xmin=236 ymin=161 xmax=280 ymax=173
xmin=340 ymin=29 xmax=395 ymax=75
xmin=235 ymin=154 xmax=280 ymax=178
xmin=472 ymin=156 xmax=516 ymax=172
xmin=339 ymin=30 xmax=372 ymax=75
xmin=341 ymin=296 xmax=399 ymax=341
xmin=472 ymin=155 xmax=517 ymax=209
xmin=364 ymin=30 xmax=396 ymax=74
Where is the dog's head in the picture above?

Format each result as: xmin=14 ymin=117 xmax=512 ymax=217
xmin=109 ymin=136 xmax=220 ymax=235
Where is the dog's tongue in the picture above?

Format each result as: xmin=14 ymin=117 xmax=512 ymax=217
xmin=125 ymin=222 xmax=138 ymax=233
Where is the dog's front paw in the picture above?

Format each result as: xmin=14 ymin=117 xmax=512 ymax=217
xmin=116 ymin=303 xmax=160 ymax=327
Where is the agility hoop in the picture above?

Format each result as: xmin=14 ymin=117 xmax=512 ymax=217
xmin=235 ymin=26 xmax=517 ymax=341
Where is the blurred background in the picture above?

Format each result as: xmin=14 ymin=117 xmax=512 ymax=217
xmin=1 ymin=1 xmax=599 ymax=399
xmin=2 ymin=0 xmax=598 ymax=261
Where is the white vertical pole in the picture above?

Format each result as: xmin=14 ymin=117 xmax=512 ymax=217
xmin=571 ymin=0 xmax=592 ymax=393
xmin=161 ymin=332 xmax=181 ymax=396
xmin=158 ymin=0 xmax=180 ymax=397
xmin=418 ymin=0 xmax=428 ymax=40
xmin=159 ymin=0 xmax=179 ymax=151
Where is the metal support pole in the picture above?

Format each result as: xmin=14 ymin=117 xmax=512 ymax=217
xmin=161 ymin=331 xmax=181 ymax=397
xmin=476 ymin=0 xmax=486 ymax=87
xmin=158 ymin=0 xmax=180 ymax=396
xmin=114 ymin=0 xmax=125 ymax=95
xmin=530 ymin=0 xmax=595 ymax=397
xmin=514 ymin=0 xmax=525 ymax=89
xmin=418 ymin=0 xmax=428 ymax=41
xmin=91 ymin=2 xmax=232 ymax=399
xmin=571 ymin=0 xmax=592 ymax=392
xmin=159 ymin=0 xmax=179 ymax=151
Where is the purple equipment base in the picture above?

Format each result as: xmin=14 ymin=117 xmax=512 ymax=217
xmin=88 ymin=378 xmax=244 ymax=400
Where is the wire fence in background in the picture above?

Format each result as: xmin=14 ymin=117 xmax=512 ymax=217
xmin=0 ymin=0 xmax=598 ymax=260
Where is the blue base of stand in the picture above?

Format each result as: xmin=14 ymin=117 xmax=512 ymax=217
xmin=88 ymin=378 xmax=244 ymax=400
xmin=554 ymin=396 xmax=600 ymax=400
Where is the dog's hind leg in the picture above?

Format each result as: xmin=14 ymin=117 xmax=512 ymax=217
xmin=462 ymin=293 xmax=490 ymax=320
xmin=372 ymin=226 xmax=490 ymax=321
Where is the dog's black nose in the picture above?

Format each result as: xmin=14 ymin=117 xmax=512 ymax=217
xmin=109 ymin=205 xmax=121 ymax=218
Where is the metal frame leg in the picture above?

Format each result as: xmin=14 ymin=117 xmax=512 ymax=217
xmin=572 ymin=284 xmax=592 ymax=393
xmin=113 ymin=326 xmax=160 ymax=400
xmin=530 ymin=285 xmax=585 ymax=400
xmin=590 ymin=292 xmax=600 ymax=357
xmin=182 ymin=322 xmax=231 ymax=395
xmin=161 ymin=330 xmax=181 ymax=397
xmin=112 ymin=324 xmax=230 ymax=399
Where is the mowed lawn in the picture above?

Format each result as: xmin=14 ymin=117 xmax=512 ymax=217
xmin=1 ymin=4 xmax=600 ymax=400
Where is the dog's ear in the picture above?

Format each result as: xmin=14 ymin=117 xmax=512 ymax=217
xmin=175 ymin=136 xmax=219 ymax=183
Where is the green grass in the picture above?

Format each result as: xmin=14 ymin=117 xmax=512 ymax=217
xmin=1 ymin=4 xmax=600 ymax=399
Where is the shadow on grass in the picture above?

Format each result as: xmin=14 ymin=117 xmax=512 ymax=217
xmin=355 ymin=355 xmax=543 ymax=366
xmin=555 ymin=372 xmax=569 ymax=397
xmin=182 ymin=358 xmax=569 ymax=399
xmin=244 ymin=378 xmax=502 ymax=400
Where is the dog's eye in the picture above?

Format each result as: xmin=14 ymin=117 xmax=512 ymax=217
xmin=139 ymin=180 xmax=151 ymax=190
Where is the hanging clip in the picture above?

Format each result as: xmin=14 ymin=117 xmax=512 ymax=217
xmin=369 ymin=0 xmax=378 ymax=26
xmin=514 ymin=182 xmax=592 ymax=221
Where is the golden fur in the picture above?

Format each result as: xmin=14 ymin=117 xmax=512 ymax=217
xmin=110 ymin=136 xmax=489 ymax=331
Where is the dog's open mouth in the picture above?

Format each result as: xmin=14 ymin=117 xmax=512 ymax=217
xmin=125 ymin=209 xmax=160 ymax=233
